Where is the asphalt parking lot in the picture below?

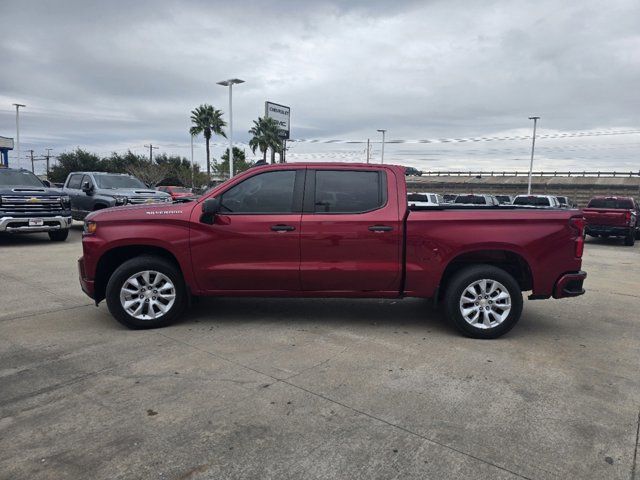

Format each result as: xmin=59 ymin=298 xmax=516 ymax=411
xmin=0 ymin=225 xmax=638 ymax=480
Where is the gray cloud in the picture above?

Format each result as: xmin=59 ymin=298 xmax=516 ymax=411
xmin=0 ymin=0 xmax=638 ymax=173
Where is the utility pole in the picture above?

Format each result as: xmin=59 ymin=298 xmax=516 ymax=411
xmin=29 ymin=149 xmax=35 ymax=173
xmin=377 ymin=129 xmax=387 ymax=163
xmin=190 ymin=135 xmax=195 ymax=189
xmin=366 ymin=139 xmax=370 ymax=163
xmin=12 ymin=103 xmax=26 ymax=169
xmin=144 ymin=144 xmax=158 ymax=162
xmin=527 ymin=116 xmax=540 ymax=195
xmin=281 ymin=139 xmax=287 ymax=163
xmin=45 ymin=148 xmax=52 ymax=178
xmin=217 ymin=78 xmax=245 ymax=177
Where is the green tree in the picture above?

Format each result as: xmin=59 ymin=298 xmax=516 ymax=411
xmin=49 ymin=149 xmax=105 ymax=183
xmin=215 ymin=147 xmax=254 ymax=177
xmin=190 ymin=104 xmax=226 ymax=181
xmin=248 ymin=116 xmax=283 ymax=164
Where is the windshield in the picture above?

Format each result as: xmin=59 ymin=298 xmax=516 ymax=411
xmin=514 ymin=196 xmax=551 ymax=206
xmin=0 ymin=169 xmax=45 ymax=187
xmin=94 ymin=174 xmax=147 ymax=189
xmin=587 ymin=198 xmax=633 ymax=209
xmin=455 ymin=195 xmax=486 ymax=204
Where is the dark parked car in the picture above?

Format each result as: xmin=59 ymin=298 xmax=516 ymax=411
xmin=495 ymin=195 xmax=513 ymax=205
xmin=0 ymin=168 xmax=72 ymax=241
xmin=63 ymin=172 xmax=171 ymax=220
xmin=404 ymin=167 xmax=423 ymax=176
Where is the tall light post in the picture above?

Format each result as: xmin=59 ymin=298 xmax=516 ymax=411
xmin=13 ymin=103 xmax=26 ymax=169
xmin=216 ymin=78 xmax=244 ymax=178
xmin=527 ymin=116 xmax=540 ymax=195
xmin=377 ymin=129 xmax=386 ymax=164
xmin=190 ymin=134 xmax=195 ymax=189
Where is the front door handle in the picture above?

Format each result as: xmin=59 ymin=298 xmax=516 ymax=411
xmin=368 ymin=225 xmax=393 ymax=232
xmin=271 ymin=224 xmax=296 ymax=232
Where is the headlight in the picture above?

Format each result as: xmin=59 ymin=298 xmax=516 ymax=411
xmin=83 ymin=221 xmax=97 ymax=235
xmin=61 ymin=195 xmax=71 ymax=208
xmin=113 ymin=195 xmax=128 ymax=205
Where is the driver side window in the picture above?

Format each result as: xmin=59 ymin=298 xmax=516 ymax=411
xmin=220 ymin=170 xmax=297 ymax=214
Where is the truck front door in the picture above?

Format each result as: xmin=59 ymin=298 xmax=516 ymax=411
xmin=190 ymin=169 xmax=304 ymax=292
xmin=299 ymin=168 xmax=402 ymax=293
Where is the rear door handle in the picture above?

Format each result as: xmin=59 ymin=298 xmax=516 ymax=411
xmin=368 ymin=225 xmax=393 ymax=232
xmin=271 ymin=224 xmax=296 ymax=232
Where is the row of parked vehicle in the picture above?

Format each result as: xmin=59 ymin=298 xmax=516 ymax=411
xmin=407 ymin=192 xmax=640 ymax=246
xmin=0 ymin=168 xmax=196 ymax=241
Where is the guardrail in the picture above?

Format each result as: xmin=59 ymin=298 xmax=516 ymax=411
xmin=419 ymin=171 xmax=640 ymax=178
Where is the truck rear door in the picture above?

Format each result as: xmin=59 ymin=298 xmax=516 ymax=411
xmin=299 ymin=167 xmax=402 ymax=292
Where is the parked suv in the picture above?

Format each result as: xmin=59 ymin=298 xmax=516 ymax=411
xmin=513 ymin=195 xmax=560 ymax=208
xmin=63 ymin=172 xmax=171 ymax=220
xmin=0 ymin=168 xmax=72 ymax=241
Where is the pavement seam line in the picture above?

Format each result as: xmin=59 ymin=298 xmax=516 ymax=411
xmin=632 ymin=408 xmax=640 ymax=480
xmin=155 ymin=330 xmax=535 ymax=480
xmin=0 ymin=302 xmax=94 ymax=323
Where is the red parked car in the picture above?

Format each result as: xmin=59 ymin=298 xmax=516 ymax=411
xmin=583 ymin=196 xmax=639 ymax=246
xmin=78 ymin=163 xmax=586 ymax=339
xmin=157 ymin=185 xmax=195 ymax=201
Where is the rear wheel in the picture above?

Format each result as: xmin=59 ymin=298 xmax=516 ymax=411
xmin=444 ymin=265 xmax=523 ymax=339
xmin=48 ymin=229 xmax=69 ymax=241
xmin=106 ymin=255 xmax=186 ymax=329
xmin=624 ymin=232 xmax=635 ymax=246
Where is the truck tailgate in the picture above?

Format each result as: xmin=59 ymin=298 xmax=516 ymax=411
xmin=583 ymin=208 xmax=628 ymax=227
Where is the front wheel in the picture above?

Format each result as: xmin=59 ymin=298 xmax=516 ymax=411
xmin=48 ymin=229 xmax=69 ymax=241
xmin=444 ymin=265 xmax=523 ymax=339
xmin=106 ymin=255 xmax=186 ymax=329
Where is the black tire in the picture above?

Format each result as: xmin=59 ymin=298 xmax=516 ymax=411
xmin=443 ymin=265 xmax=523 ymax=339
xmin=105 ymin=255 xmax=186 ymax=329
xmin=48 ymin=229 xmax=69 ymax=241
xmin=624 ymin=232 xmax=635 ymax=246
xmin=635 ymin=228 xmax=640 ymax=240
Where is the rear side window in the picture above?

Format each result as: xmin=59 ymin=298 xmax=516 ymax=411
xmin=67 ymin=174 xmax=83 ymax=189
xmin=220 ymin=170 xmax=297 ymax=214
xmin=587 ymin=198 xmax=633 ymax=209
xmin=314 ymin=170 xmax=385 ymax=213
xmin=407 ymin=193 xmax=428 ymax=202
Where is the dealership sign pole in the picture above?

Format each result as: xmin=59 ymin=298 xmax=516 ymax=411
xmin=265 ymin=101 xmax=290 ymax=162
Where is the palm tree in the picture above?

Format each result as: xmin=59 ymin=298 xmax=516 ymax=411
xmin=190 ymin=104 xmax=226 ymax=180
xmin=248 ymin=117 xmax=282 ymax=164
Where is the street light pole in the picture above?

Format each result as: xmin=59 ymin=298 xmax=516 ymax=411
xmin=377 ymin=129 xmax=386 ymax=163
xmin=13 ymin=103 xmax=26 ymax=169
xmin=217 ymin=78 xmax=245 ymax=178
xmin=527 ymin=116 xmax=540 ymax=195
xmin=190 ymin=134 xmax=195 ymax=189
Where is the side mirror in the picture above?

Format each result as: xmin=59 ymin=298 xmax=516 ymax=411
xmin=82 ymin=181 xmax=93 ymax=193
xmin=41 ymin=179 xmax=51 ymax=188
xmin=200 ymin=197 xmax=221 ymax=224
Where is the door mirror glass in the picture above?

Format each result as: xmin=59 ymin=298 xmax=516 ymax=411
xmin=201 ymin=197 xmax=221 ymax=224
xmin=82 ymin=181 xmax=93 ymax=193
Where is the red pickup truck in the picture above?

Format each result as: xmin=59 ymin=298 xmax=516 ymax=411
xmin=78 ymin=163 xmax=587 ymax=339
xmin=583 ymin=196 xmax=639 ymax=246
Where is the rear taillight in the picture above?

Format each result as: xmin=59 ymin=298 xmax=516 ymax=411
xmin=625 ymin=211 xmax=632 ymax=225
xmin=569 ymin=216 xmax=585 ymax=258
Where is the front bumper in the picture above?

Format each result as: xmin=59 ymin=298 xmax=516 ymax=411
xmin=553 ymin=271 xmax=587 ymax=299
xmin=585 ymin=225 xmax=631 ymax=237
xmin=0 ymin=215 xmax=72 ymax=233
xmin=78 ymin=257 xmax=95 ymax=299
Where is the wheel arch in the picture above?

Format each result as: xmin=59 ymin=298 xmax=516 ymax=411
xmin=94 ymin=245 xmax=184 ymax=304
xmin=438 ymin=249 xmax=533 ymax=299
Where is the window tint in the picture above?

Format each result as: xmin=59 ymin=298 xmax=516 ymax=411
xmin=220 ymin=170 xmax=296 ymax=213
xmin=314 ymin=170 xmax=384 ymax=213
xmin=407 ymin=193 xmax=428 ymax=202
xmin=587 ymin=198 xmax=634 ymax=209
xmin=514 ymin=196 xmax=551 ymax=206
xmin=455 ymin=195 xmax=486 ymax=204
xmin=67 ymin=174 xmax=83 ymax=189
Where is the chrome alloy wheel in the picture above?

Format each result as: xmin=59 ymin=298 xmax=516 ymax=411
xmin=119 ymin=270 xmax=176 ymax=320
xmin=459 ymin=279 xmax=512 ymax=329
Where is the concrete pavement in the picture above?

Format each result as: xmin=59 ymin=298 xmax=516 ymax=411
xmin=0 ymin=226 xmax=638 ymax=479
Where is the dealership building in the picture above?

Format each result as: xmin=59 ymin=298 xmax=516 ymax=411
xmin=0 ymin=136 xmax=14 ymax=168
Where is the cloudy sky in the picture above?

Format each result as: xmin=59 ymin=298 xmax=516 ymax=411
xmin=1 ymin=0 xmax=638 ymax=173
